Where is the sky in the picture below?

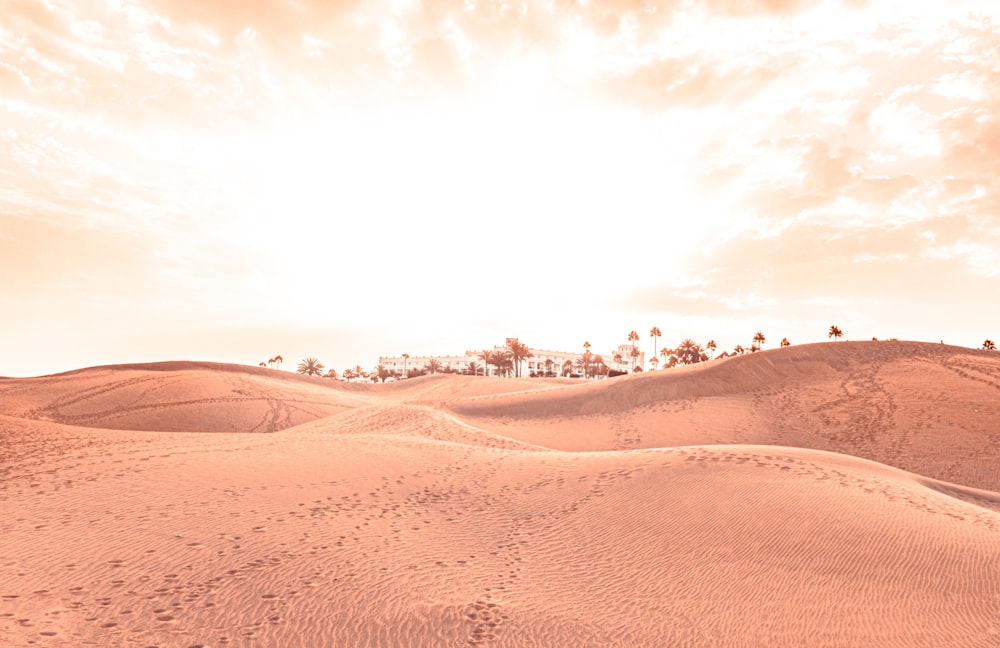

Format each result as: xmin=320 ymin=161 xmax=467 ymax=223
xmin=2 ymin=0 xmax=1000 ymax=377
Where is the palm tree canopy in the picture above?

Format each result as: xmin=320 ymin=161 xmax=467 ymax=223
xmin=506 ymin=340 xmax=534 ymax=377
xmin=494 ymin=350 xmax=514 ymax=376
xmin=674 ymin=339 xmax=708 ymax=365
xmin=297 ymin=357 xmax=325 ymax=376
xmin=628 ymin=330 xmax=639 ymax=343
xmin=829 ymin=325 xmax=843 ymax=340
xmin=650 ymin=326 xmax=661 ymax=338
xmin=754 ymin=332 xmax=766 ymax=345
xmin=478 ymin=349 xmax=495 ymax=375
xmin=984 ymin=339 xmax=996 ymax=350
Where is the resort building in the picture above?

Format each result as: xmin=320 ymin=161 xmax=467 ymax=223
xmin=378 ymin=339 xmax=644 ymax=378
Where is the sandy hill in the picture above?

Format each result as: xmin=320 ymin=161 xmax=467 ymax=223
xmin=447 ymin=341 xmax=1000 ymax=491
xmin=1 ymin=343 xmax=999 ymax=647
xmin=0 ymin=361 xmax=376 ymax=433
xmin=375 ymin=372 xmax=578 ymax=404
xmin=0 ymin=363 xmax=576 ymax=434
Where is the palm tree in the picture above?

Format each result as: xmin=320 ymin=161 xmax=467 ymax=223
xmin=275 ymin=355 xmax=283 ymax=370
xmin=354 ymin=365 xmax=367 ymax=381
xmin=374 ymin=365 xmax=390 ymax=382
xmin=984 ymin=339 xmax=996 ymax=350
xmin=401 ymin=353 xmax=410 ymax=378
xmin=675 ymin=339 xmax=708 ymax=365
xmin=297 ymin=357 xmax=325 ymax=376
xmin=506 ymin=340 xmax=534 ymax=378
xmin=493 ymin=349 xmax=514 ymax=377
xmin=478 ymin=349 xmax=494 ymax=376
xmin=325 ymin=368 xmax=339 ymax=380
xmin=660 ymin=347 xmax=670 ymax=367
xmin=780 ymin=337 xmax=790 ymax=348
xmin=259 ymin=362 xmax=267 ymax=368
xmin=829 ymin=325 xmax=843 ymax=341
xmin=753 ymin=332 xmax=766 ymax=349
xmin=733 ymin=344 xmax=745 ymax=355
xmin=424 ymin=358 xmax=442 ymax=374
xmin=650 ymin=326 xmax=662 ymax=362
xmin=627 ymin=330 xmax=639 ymax=372
xmin=342 ymin=367 xmax=356 ymax=381
xmin=593 ymin=354 xmax=607 ymax=374
xmin=465 ymin=361 xmax=480 ymax=376
xmin=706 ymin=340 xmax=716 ymax=358
xmin=650 ymin=356 xmax=659 ymax=370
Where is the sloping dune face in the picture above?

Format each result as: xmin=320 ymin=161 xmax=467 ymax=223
xmin=0 ymin=362 xmax=373 ymax=433
xmin=2 ymin=346 xmax=999 ymax=647
xmin=449 ymin=341 xmax=1000 ymax=491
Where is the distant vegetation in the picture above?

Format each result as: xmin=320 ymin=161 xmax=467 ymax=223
xmin=296 ymin=358 xmax=325 ymax=377
xmin=281 ymin=325 xmax=996 ymax=384
xmin=259 ymin=355 xmax=283 ymax=369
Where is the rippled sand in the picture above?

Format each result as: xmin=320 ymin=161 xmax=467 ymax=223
xmin=2 ymin=341 xmax=998 ymax=646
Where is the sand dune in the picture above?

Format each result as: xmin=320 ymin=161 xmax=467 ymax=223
xmin=2 ymin=343 xmax=999 ymax=646
xmin=0 ymin=362 xmax=375 ymax=433
xmin=0 ymin=363 xmax=575 ymax=434
xmin=376 ymin=373 xmax=578 ymax=404
xmin=449 ymin=341 xmax=1000 ymax=491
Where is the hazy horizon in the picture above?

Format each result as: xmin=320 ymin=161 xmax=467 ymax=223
xmin=4 ymin=0 xmax=1000 ymax=378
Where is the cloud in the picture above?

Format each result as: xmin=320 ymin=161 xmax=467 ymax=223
xmin=599 ymin=57 xmax=783 ymax=111
xmin=704 ymin=0 xmax=819 ymax=15
xmin=5 ymin=0 xmax=1000 ymax=375
xmin=622 ymin=215 xmax=996 ymax=317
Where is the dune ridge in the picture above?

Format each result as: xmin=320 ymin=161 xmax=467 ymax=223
xmin=449 ymin=341 xmax=1000 ymax=490
xmin=2 ymin=341 xmax=999 ymax=646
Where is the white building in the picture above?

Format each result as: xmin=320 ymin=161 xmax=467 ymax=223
xmin=378 ymin=339 xmax=644 ymax=378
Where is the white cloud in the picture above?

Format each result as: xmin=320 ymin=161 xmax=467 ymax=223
xmin=931 ymin=70 xmax=985 ymax=101
xmin=868 ymin=99 xmax=942 ymax=158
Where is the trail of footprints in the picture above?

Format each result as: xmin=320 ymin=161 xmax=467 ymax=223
xmin=5 ymin=411 xmax=998 ymax=646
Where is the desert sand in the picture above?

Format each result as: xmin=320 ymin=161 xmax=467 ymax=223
xmin=1 ymin=341 xmax=998 ymax=647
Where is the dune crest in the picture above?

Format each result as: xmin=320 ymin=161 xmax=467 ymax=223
xmin=449 ymin=341 xmax=1000 ymax=490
